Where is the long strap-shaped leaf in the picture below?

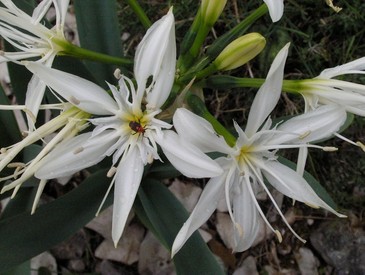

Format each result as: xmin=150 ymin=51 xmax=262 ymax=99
xmin=0 ymin=169 xmax=112 ymax=273
xmin=135 ymin=179 xmax=225 ymax=275
xmin=74 ymin=0 xmax=126 ymax=87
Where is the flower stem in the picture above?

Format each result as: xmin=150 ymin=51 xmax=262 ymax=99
xmin=125 ymin=0 xmax=152 ymax=28
xmin=57 ymin=39 xmax=133 ymax=66
xmin=199 ymin=76 xmax=303 ymax=94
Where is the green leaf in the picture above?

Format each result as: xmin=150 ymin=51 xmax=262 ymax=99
xmin=73 ymin=0 xmax=125 ymax=87
xmin=0 ymin=169 xmax=112 ymax=273
xmin=278 ymin=156 xmax=337 ymax=209
xmin=0 ymin=187 xmax=36 ymax=220
xmin=2 ymin=261 xmax=30 ymax=275
xmin=0 ymin=85 xmax=21 ymax=146
xmin=135 ymin=179 xmax=225 ymax=275
xmin=148 ymin=160 xmax=182 ymax=180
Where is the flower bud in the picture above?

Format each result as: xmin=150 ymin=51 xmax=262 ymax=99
xmin=201 ymin=0 xmax=227 ymax=26
xmin=214 ymin=33 xmax=266 ymax=71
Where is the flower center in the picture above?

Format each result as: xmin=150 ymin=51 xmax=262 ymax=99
xmin=236 ymin=145 xmax=255 ymax=168
xmin=129 ymin=120 xmax=145 ymax=134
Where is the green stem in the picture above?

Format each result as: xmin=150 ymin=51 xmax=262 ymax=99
xmin=187 ymin=93 xmax=236 ymax=147
xmin=125 ymin=0 xmax=152 ymax=28
xmin=199 ymin=76 xmax=303 ymax=94
xmin=58 ymin=40 xmax=133 ymax=66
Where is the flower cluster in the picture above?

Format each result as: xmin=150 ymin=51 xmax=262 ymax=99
xmin=0 ymin=0 xmax=364 ymax=268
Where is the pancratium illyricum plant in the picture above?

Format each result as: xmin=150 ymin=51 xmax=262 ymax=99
xmin=21 ymin=9 xmax=223 ymax=246
xmin=171 ymin=44 xmax=346 ymax=256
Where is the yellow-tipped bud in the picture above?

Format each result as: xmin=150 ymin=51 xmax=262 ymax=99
xmin=201 ymin=0 xmax=227 ymax=26
xmin=214 ymin=33 xmax=266 ymax=71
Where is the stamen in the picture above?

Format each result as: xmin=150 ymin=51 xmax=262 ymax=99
xmin=69 ymin=96 xmax=80 ymax=105
xmin=107 ymin=166 xmax=117 ymax=177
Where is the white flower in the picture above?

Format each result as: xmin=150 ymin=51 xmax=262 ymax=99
xmin=171 ymin=43 xmax=346 ymax=256
xmin=297 ymin=57 xmax=365 ymax=116
xmin=24 ymin=9 xmax=223 ymax=246
xmin=0 ymin=106 xmax=90 ymax=213
xmin=263 ymin=0 xmax=284 ymax=22
xmin=286 ymin=57 xmax=365 ymax=155
xmin=0 ymin=0 xmax=70 ymax=129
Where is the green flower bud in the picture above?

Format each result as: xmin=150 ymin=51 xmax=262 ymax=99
xmin=201 ymin=0 xmax=227 ymax=26
xmin=214 ymin=33 xmax=266 ymax=71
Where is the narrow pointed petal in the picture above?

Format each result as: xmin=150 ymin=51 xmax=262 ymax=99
xmin=232 ymin=178 xmax=260 ymax=252
xmin=173 ymin=108 xmax=233 ymax=154
xmin=53 ymin=0 xmax=71 ymax=27
xmin=155 ymin=130 xmax=223 ymax=178
xmin=263 ymin=0 xmax=284 ymax=22
xmin=35 ymin=131 xmax=118 ymax=179
xmin=262 ymin=161 xmax=346 ymax=217
xmin=112 ymin=147 xmax=144 ymax=246
xmin=269 ymin=105 xmax=347 ymax=144
xmin=31 ymin=0 xmax=52 ymax=23
xmin=134 ymin=8 xmax=175 ymax=102
xmin=24 ymin=75 xmax=47 ymax=130
xmin=319 ymin=57 xmax=365 ymax=79
xmin=24 ymin=62 xmax=118 ymax=115
xmin=245 ymin=43 xmax=289 ymax=137
xmin=172 ymin=173 xmax=226 ymax=257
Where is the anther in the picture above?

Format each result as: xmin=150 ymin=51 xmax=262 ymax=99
xmin=69 ymin=96 xmax=80 ymax=105
xmin=73 ymin=147 xmax=84 ymax=154
xmin=322 ymin=146 xmax=338 ymax=152
xmin=7 ymin=162 xmax=26 ymax=168
xmin=275 ymin=230 xmax=283 ymax=243
xmin=299 ymin=131 xmax=311 ymax=140
xmin=114 ymin=68 xmax=122 ymax=79
xmin=356 ymin=141 xmax=365 ymax=152
xmin=107 ymin=166 xmax=117 ymax=177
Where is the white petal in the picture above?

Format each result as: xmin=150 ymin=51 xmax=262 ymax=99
xmin=171 ymin=173 xmax=226 ymax=257
xmin=263 ymin=0 xmax=284 ymax=22
xmin=232 ymin=178 xmax=260 ymax=252
xmin=24 ymin=75 xmax=47 ymax=130
xmin=262 ymin=161 xmax=345 ymax=217
xmin=173 ymin=108 xmax=233 ymax=154
xmin=31 ymin=0 xmax=52 ymax=24
xmin=156 ymin=130 xmax=223 ymax=178
xmin=134 ymin=8 xmax=175 ymax=102
xmin=319 ymin=57 xmax=365 ymax=79
xmin=112 ymin=147 xmax=144 ymax=246
xmin=35 ymin=131 xmax=118 ymax=179
xmin=245 ymin=43 xmax=289 ymax=137
xmin=53 ymin=0 xmax=71 ymax=27
xmin=24 ymin=62 xmax=118 ymax=115
xmin=270 ymin=105 xmax=347 ymax=144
